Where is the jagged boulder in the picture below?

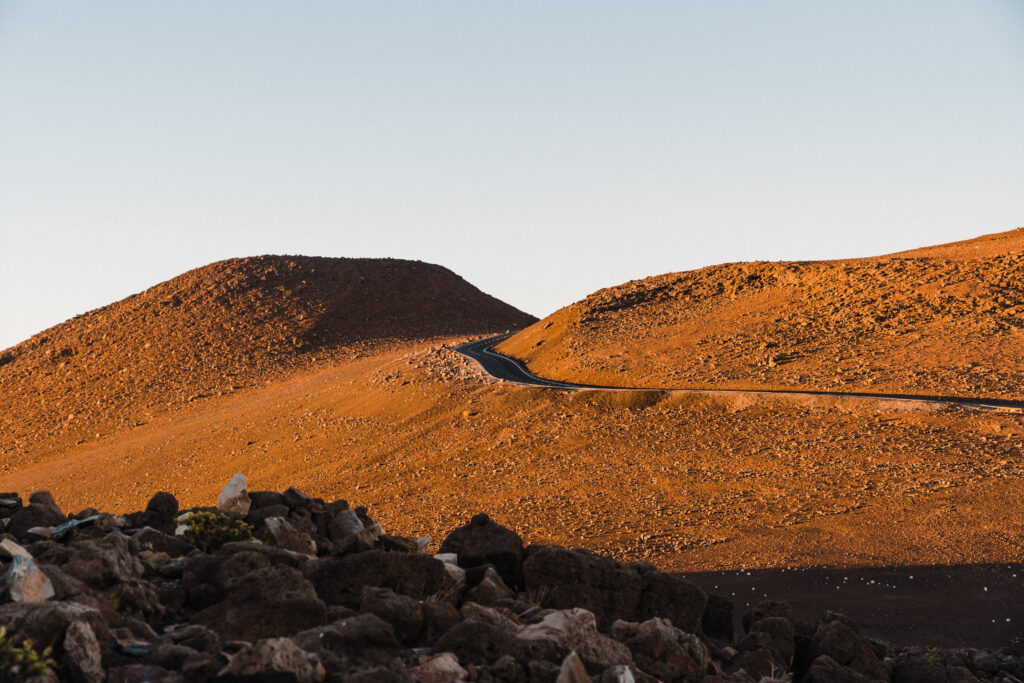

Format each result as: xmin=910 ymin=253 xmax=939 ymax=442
xmin=523 ymin=547 xmax=644 ymax=628
xmin=516 ymin=608 xmax=635 ymax=673
xmin=6 ymin=502 xmax=67 ymax=539
xmin=802 ymin=613 xmax=889 ymax=681
xmin=610 ymin=617 xmax=709 ymax=681
xmin=194 ymin=556 xmax=327 ymax=641
xmin=219 ymin=637 xmax=326 ymax=682
xmin=440 ymin=513 xmax=525 ymax=589
xmin=306 ymin=550 xmax=456 ymax=607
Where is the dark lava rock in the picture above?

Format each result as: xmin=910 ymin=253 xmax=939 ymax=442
xmin=634 ymin=565 xmax=707 ymax=634
xmin=359 ymin=586 xmax=423 ymax=644
xmin=134 ymin=491 xmax=179 ymax=533
xmin=306 ymin=550 xmax=456 ymax=607
xmin=440 ymin=512 xmax=525 ymax=589
xmin=133 ymin=526 xmax=194 ymax=557
xmin=523 ymin=546 xmax=644 ymax=628
xmin=804 ymin=654 xmax=874 ymax=682
xmin=610 ymin=617 xmax=709 ymax=681
xmin=0 ymin=601 xmax=107 ymax=652
xmin=435 ymin=616 xmax=518 ymax=665
xmin=804 ymin=614 xmax=888 ymax=681
xmin=7 ymin=502 xmax=68 ymax=538
xmin=195 ymin=561 xmax=327 ymax=641
xmin=703 ymin=594 xmax=735 ymax=641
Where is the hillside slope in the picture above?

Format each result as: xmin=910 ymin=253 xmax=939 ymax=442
xmin=0 ymin=256 xmax=534 ymax=457
xmin=497 ymin=228 xmax=1024 ymax=399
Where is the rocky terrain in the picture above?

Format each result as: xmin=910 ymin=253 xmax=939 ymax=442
xmin=1 ymin=476 xmax=1020 ymax=682
xmin=1 ymin=237 xmax=1022 ymax=670
xmin=0 ymin=256 xmax=534 ymax=460
xmin=497 ymin=228 xmax=1024 ymax=400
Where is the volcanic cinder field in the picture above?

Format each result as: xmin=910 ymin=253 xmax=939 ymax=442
xmin=2 ymin=229 xmax=1023 ymax=651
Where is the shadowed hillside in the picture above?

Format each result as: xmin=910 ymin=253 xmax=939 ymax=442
xmin=0 ymin=256 xmax=534 ymax=457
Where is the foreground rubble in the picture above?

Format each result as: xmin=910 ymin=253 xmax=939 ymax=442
xmin=0 ymin=477 xmax=1020 ymax=682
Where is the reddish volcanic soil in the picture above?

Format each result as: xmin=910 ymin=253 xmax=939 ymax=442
xmin=497 ymin=227 xmax=1024 ymax=401
xmin=1 ymin=239 xmax=1022 ymax=646
xmin=2 ymin=337 xmax=1022 ymax=573
xmin=0 ymin=255 xmax=535 ymax=461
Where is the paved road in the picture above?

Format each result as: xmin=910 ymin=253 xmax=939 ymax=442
xmin=456 ymin=333 xmax=1024 ymax=412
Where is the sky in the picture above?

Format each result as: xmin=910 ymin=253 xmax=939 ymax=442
xmin=1 ymin=2 xmax=1023 ymax=350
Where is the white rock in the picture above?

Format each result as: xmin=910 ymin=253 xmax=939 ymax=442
xmin=218 ymin=472 xmax=251 ymax=518
xmin=434 ymin=553 xmax=466 ymax=584
xmin=8 ymin=555 xmax=55 ymax=603
xmin=517 ymin=609 xmax=633 ymax=671
xmin=409 ymin=652 xmax=468 ymax=683
xmin=556 ymin=651 xmax=592 ymax=683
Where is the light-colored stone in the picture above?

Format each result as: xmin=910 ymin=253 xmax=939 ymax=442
xmin=434 ymin=553 xmax=466 ymax=584
xmin=556 ymin=651 xmax=593 ymax=683
xmin=410 ymin=652 xmax=468 ymax=683
xmin=0 ymin=538 xmax=32 ymax=559
xmin=7 ymin=555 xmax=55 ymax=603
xmin=264 ymin=516 xmax=316 ymax=556
xmin=518 ymin=608 xmax=634 ymax=672
xmin=64 ymin=620 xmax=103 ymax=683
xmin=219 ymin=637 xmax=325 ymax=682
xmin=218 ymin=472 xmax=251 ymax=518
xmin=597 ymin=665 xmax=636 ymax=683
xmin=330 ymin=509 xmax=364 ymax=536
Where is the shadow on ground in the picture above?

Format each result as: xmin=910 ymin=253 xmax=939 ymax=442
xmin=682 ymin=563 xmax=1023 ymax=648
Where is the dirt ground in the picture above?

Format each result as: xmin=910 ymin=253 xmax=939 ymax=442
xmin=499 ymin=228 xmax=1024 ymax=403
xmin=3 ymin=338 xmax=1021 ymax=573
xmin=3 ymin=232 xmax=1023 ymax=646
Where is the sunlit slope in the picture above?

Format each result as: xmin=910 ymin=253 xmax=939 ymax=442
xmin=498 ymin=227 xmax=1024 ymax=400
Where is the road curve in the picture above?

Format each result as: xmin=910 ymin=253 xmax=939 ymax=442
xmin=455 ymin=334 xmax=1024 ymax=412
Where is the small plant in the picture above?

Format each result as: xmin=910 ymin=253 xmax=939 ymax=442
xmin=0 ymin=626 xmax=55 ymax=681
xmin=523 ymin=584 xmax=555 ymax=609
xmin=757 ymin=665 xmax=794 ymax=683
xmin=181 ymin=511 xmax=254 ymax=551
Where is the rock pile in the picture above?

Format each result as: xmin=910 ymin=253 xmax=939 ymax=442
xmin=0 ymin=478 xmax=1020 ymax=682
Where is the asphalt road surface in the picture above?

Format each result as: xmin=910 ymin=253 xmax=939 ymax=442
xmin=456 ymin=333 xmax=1024 ymax=413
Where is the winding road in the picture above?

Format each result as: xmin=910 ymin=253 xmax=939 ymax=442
xmin=456 ymin=333 xmax=1024 ymax=412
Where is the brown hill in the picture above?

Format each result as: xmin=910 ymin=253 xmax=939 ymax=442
xmin=497 ymin=227 xmax=1024 ymax=400
xmin=0 ymin=255 xmax=534 ymax=459
xmin=0 ymin=234 xmax=1020 ymax=614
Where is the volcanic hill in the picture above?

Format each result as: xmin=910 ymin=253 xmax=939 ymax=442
xmin=0 ymin=235 xmax=1021 ymax=646
xmin=497 ymin=227 xmax=1024 ymax=400
xmin=0 ymin=256 xmax=534 ymax=459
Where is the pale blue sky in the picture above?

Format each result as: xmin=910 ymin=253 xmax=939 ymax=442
xmin=1 ymin=2 xmax=1022 ymax=349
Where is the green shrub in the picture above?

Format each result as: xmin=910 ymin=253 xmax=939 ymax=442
xmin=0 ymin=626 xmax=55 ymax=681
xmin=181 ymin=511 xmax=254 ymax=551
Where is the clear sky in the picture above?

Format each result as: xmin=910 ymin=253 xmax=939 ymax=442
xmin=1 ymin=2 xmax=1022 ymax=350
